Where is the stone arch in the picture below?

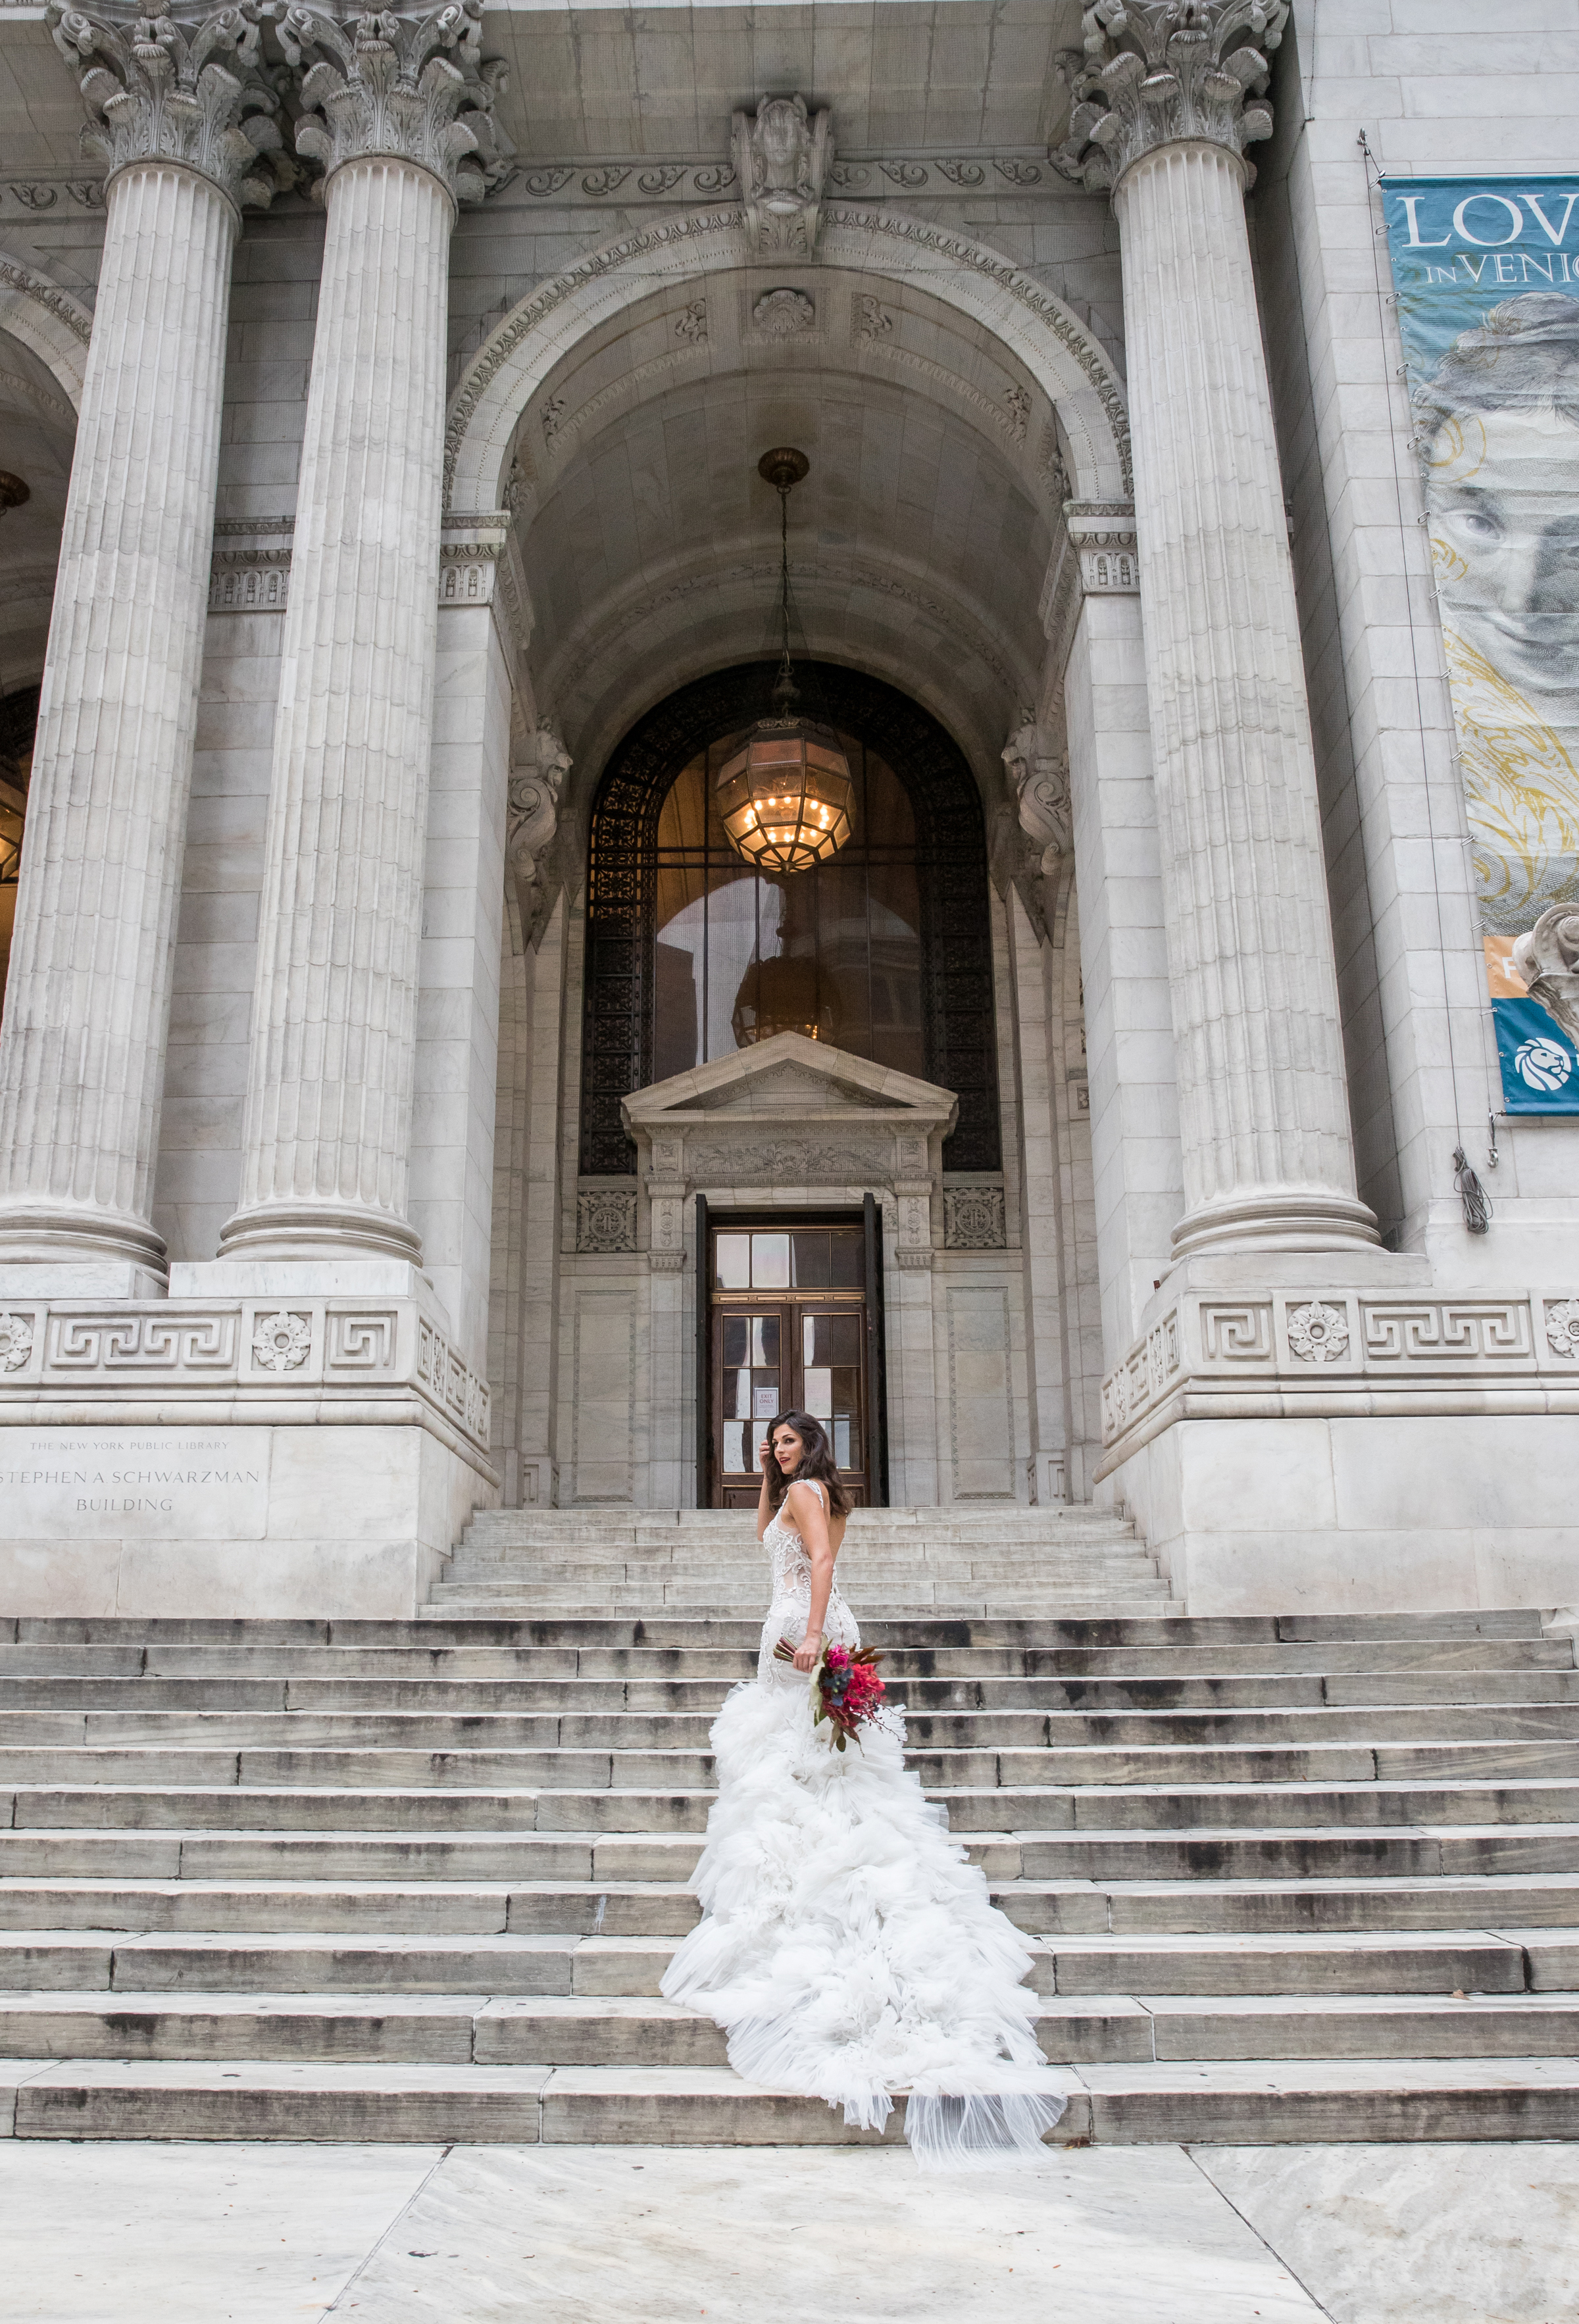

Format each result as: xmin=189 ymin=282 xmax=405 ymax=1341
xmin=0 ymin=251 xmax=91 ymax=412
xmin=444 ymin=205 xmax=1130 ymax=514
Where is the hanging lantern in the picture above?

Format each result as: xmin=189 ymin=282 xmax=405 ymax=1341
xmin=715 ymin=717 xmax=854 ymax=876
xmin=716 ymin=447 xmax=855 ymax=876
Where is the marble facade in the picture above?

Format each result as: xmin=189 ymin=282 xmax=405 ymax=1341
xmin=0 ymin=1 xmax=1575 ymax=1615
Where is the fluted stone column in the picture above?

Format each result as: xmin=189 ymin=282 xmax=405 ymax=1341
xmin=217 ymin=3 xmax=508 ymax=1266
xmin=0 ymin=1 xmax=282 ymax=1287
xmin=1057 ymin=1 xmax=1377 ymax=1258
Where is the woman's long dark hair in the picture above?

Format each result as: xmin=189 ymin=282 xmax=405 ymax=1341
xmin=766 ymin=1410 xmax=851 ymax=1519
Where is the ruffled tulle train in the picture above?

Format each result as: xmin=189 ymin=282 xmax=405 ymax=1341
xmin=659 ymin=1676 xmax=1066 ymax=2169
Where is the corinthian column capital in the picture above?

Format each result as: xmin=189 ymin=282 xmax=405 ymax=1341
xmin=48 ymin=0 xmax=287 ymax=210
xmin=278 ymin=1 xmax=514 ymax=205
xmin=1052 ymin=0 xmax=1288 ymax=195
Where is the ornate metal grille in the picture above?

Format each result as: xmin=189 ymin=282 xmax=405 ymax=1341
xmin=580 ymin=661 xmax=1002 ymax=1175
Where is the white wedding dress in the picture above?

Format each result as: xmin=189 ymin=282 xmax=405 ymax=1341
xmin=659 ymin=1480 xmax=1067 ymax=2167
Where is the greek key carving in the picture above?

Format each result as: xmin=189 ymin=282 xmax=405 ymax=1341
xmin=326 ymin=1312 xmax=395 ymax=1369
xmin=1201 ymin=1303 xmax=1273 ymax=1364
xmin=1362 ymin=1302 xmax=1532 ymax=1364
xmin=46 ymin=1312 xmax=238 ymax=1371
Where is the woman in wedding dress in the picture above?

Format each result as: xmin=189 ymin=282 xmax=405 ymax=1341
xmin=660 ymin=1411 xmax=1067 ymax=2167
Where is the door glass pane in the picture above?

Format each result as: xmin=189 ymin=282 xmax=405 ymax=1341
xmin=723 ymin=1420 xmax=746 ymax=1471
xmin=720 ymin=1314 xmax=749 ymax=1366
xmin=752 ymin=1378 xmax=780 ymax=1418
xmin=791 ymin=1232 xmax=830 ymax=1287
xmin=804 ymin=1366 xmax=832 ymax=1419
xmin=725 ymin=1368 xmax=751 ymax=1418
xmin=751 ymin=1233 xmax=790 ymax=1288
xmin=803 ymin=1312 xmax=861 ymax=1366
xmin=751 ymin=1419 xmax=771 ymax=1468
xmin=831 ymin=1231 xmax=864 ymax=1288
xmin=834 ymin=1416 xmax=851 ymax=1467
xmin=751 ymin=1315 xmax=780 ymax=1367
xmin=715 ymin=1235 xmax=750 ymax=1290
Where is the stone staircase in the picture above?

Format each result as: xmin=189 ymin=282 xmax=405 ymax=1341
xmin=0 ymin=1587 xmax=1577 ymax=2144
xmin=431 ymin=1503 xmax=1181 ymax=1618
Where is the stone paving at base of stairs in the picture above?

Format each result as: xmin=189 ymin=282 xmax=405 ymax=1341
xmin=2 ymin=2138 xmax=1577 ymax=2322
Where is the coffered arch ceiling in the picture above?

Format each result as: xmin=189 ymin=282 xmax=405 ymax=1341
xmin=513 ymin=263 xmax=1071 ymax=795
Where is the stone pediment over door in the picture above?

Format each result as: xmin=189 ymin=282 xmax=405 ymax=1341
xmin=620 ymin=1033 xmax=959 ymax=1270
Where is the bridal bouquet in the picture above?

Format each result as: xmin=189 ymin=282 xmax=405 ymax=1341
xmin=774 ymin=1637 xmax=888 ymax=1750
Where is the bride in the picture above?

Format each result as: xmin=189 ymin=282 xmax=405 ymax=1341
xmin=660 ymin=1410 xmax=1067 ymax=2167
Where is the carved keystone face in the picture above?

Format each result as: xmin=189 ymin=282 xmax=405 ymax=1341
xmin=757 ymin=97 xmax=808 ymax=193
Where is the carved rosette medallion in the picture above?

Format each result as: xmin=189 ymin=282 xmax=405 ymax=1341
xmin=278 ymin=0 xmax=514 ymax=204
xmin=1052 ymin=0 xmax=1288 ymax=195
xmin=1545 ymin=1298 xmax=1579 ymax=1359
xmin=0 ymin=1310 xmax=35 ymax=1370
xmin=49 ymin=0 xmax=288 ymax=209
xmin=1286 ymin=1300 xmax=1350 ymax=1366
xmin=251 ymin=1310 xmax=311 ymax=1372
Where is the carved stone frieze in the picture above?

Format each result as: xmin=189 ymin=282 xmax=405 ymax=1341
xmin=49 ymin=0 xmax=288 ymax=209
xmin=278 ymin=0 xmax=514 ymax=203
xmin=732 ymin=92 xmax=832 ymax=257
xmin=1052 ymin=0 xmax=1289 ymax=195
xmin=209 ymin=547 xmax=289 ymax=612
xmin=0 ymin=1295 xmax=489 ymax=1448
xmin=1101 ymin=1288 xmax=1579 ymax=1464
xmin=576 ymin=1187 xmax=638 ymax=1254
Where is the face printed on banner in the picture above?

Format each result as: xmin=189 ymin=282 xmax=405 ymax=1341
xmin=1426 ymin=401 xmax=1579 ymax=706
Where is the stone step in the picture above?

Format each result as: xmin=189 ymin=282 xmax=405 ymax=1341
xmin=6 ymin=1610 xmax=1549 ymax=1646
xmin=3 ymin=1920 xmax=1574 ymax=2001
xmin=7 ymin=1867 xmax=1579 ymax=1940
xmin=5 ymin=2056 xmax=1578 ymax=2145
xmin=1 ymin=1987 xmax=1575 ymax=2069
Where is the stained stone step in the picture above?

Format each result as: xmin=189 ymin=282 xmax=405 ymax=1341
xmin=7 ymin=1611 xmax=1548 ymax=1647
xmin=8 ymin=1987 xmax=1574 ymax=2070
xmin=8 ymin=1923 xmax=1574 ymax=2004
xmin=999 ymin=1873 xmax=1579 ymax=1935
xmin=10 ymin=2056 xmax=1578 ymax=2146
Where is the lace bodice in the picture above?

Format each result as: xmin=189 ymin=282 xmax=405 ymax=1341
xmin=758 ymin=1480 xmax=859 ymax=1683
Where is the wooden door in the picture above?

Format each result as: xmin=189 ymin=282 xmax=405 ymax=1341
xmin=707 ymin=1222 xmax=871 ymax=1508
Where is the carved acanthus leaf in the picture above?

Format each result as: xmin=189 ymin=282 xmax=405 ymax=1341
xmin=48 ymin=0 xmax=288 ymax=207
xmin=1051 ymin=0 xmax=1288 ymax=195
xmin=731 ymin=91 xmax=832 ymax=257
xmin=508 ymin=716 xmax=570 ymax=945
xmin=278 ymin=1 xmax=514 ymax=203
xmin=1002 ymin=713 xmax=1071 ymax=866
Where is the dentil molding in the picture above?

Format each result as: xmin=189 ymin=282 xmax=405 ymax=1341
xmin=1052 ymin=0 xmax=1288 ymax=195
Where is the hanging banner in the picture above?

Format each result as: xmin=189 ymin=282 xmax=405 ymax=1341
xmin=1382 ymin=174 xmax=1579 ymax=1114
